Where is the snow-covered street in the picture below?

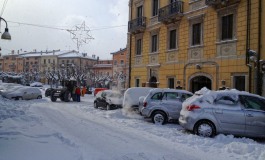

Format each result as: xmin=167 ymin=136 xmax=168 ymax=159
xmin=0 ymin=93 xmax=264 ymax=160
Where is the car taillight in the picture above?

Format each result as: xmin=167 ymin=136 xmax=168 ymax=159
xmin=143 ymin=102 xmax=147 ymax=107
xmin=187 ymin=105 xmax=200 ymax=111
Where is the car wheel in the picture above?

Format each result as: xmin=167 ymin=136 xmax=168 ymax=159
xmin=106 ymin=104 xmax=110 ymax=110
xmin=152 ymin=111 xmax=167 ymax=125
xmin=37 ymin=95 xmax=42 ymax=99
xmin=94 ymin=102 xmax=98 ymax=108
xmin=194 ymin=120 xmax=216 ymax=137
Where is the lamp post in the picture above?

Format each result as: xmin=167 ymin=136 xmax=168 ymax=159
xmin=0 ymin=17 xmax=11 ymax=40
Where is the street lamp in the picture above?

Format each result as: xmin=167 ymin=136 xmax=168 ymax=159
xmin=0 ymin=17 xmax=11 ymax=40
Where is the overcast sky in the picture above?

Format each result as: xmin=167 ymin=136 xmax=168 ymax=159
xmin=0 ymin=0 xmax=128 ymax=59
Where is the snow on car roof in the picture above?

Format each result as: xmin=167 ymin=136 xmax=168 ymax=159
xmin=183 ymin=87 xmax=263 ymax=107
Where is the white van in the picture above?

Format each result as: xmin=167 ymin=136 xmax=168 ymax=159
xmin=122 ymin=87 xmax=153 ymax=110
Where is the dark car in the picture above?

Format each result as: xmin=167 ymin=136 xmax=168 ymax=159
xmin=94 ymin=90 xmax=123 ymax=110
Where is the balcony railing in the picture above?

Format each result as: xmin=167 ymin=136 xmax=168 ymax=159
xmin=128 ymin=17 xmax=146 ymax=34
xmin=158 ymin=1 xmax=183 ymax=23
xmin=205 ymin=0 xmax=241 ymax=8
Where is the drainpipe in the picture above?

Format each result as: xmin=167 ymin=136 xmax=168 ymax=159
xmin=128 ymin=0 xmax=133 ymax=88
xmin=246 ymin=0 xmax=251 ymax=93
xmin=256 ymin=0 xmax=262 ymax=95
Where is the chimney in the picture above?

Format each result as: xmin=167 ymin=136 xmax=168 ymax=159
xmin=11 ymin=50 xmax=14 ymax=54
xmin=53 ymin=50 xmax=55 ymax=55
xmin=17 ymin=50 xmax=20 ymax=54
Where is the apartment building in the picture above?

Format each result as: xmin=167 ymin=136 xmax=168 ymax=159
xmin=128 ymin=0 xmax=263 ymax=94
xmin=111 ymin=48 xmax=127 ymax=89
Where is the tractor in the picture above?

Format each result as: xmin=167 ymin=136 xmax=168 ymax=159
xmin=50 ymin=80 xmax=77 ymax=102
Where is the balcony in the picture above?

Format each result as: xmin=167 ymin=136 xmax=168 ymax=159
xmin=205 ymin=0 xmax=241 ymax=9
xmin=128 ymin=17 xmax=146 ymax=34
xmin=158 ymin=1 xmax=184 ymax=24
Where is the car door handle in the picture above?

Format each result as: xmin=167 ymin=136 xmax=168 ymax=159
xmin=246 ymin=113 xmax=254 ymax=117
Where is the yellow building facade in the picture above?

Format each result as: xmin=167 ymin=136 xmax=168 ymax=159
xmin=128 ymin=0 xmax=263 ymax=93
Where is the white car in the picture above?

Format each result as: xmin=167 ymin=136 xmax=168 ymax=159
xmin=30 ymin=82 xmax=43 ymax=87
xmin=122 ymin=87 xmax=153 ymax=110
xmin=2 ymin=87 xmax=42 ymax=100
xmin=0 ymin=83 xmax=23 ymax=95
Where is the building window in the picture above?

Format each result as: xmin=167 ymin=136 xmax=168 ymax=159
xmin=151 ymin=34 xmax=158 ymax=52
xmin=221 ymin=14 xmax=233 ymax=40
xmin=233 ymin=76 xmax=246 ymax=91
xmin=152 ymin=0 xmax=159 ymax=16
xmin=48 ymin=59 xmax=50 ymax=63
xmin=135 ymin=78 xmax=140 ymax=87
xmin=44 ymin=59 xmax=46 ymax=64
xmin=192 ymin=23 xmax=201 ymax=46
xmin=168 ymin=78 xmax=175 ymax=89
xmin=169 ymin=29 xmax=177 ymax=50
xmin=114 ymin=60 xmax=117 ymax=65
xmin=136 ymin=39 xmax=142 ymax=55
xmin=120 ymin=60 xmax=124 ymax=65
xmin=137 ymin=6 xmax=143 ymax=18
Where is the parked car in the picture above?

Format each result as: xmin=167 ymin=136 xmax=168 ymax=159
xmin=139 ymin=88 xmax=193 ymax=125
xmin=179 ymin=88 xmax=265 ymax=138
xmin=94 ymin=90 xmax=123 ymax=110
xmin=94 ymin=88 xmax=108 ymax=96
xmin=123 ymin=87 xmax=153 ymax=110
xmin=2 ymin=87 xmax=42 ymax=100
xmin=30 ymin=82 xmax=43 ymax=87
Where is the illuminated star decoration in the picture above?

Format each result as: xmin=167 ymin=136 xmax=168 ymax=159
xmin=67 ymin=21 xmax=94 ymax=51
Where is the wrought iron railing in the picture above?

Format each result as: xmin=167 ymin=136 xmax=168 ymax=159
xmin=158 ymin=1 xmax=183 ymax=22
xmin=205 ymin=0 xmax=221 ymax=6
xmin=128 ymin=17 xmax=146 ymax=33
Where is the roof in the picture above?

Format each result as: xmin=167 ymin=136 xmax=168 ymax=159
xmin=93 ymin=64 xmax=112 ymax=68
xmin=6 ymin=50 xmax=97 ymax=60
xmin=110 ymin=48 xmax=127 ymax=55
xmin=58 ymin=51 xmax=96 ymax=60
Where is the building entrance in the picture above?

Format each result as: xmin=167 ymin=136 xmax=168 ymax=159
xmin=190 ymin=76 xmax=212 ymax=93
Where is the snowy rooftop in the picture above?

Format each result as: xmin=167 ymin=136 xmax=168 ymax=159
xmin=15 ymin=50 xmax=96 ymax=60
xmin=93 ymin=64 xmax=112 ymax=68
xmin=110 ymin=48 xmax=127 ymax=55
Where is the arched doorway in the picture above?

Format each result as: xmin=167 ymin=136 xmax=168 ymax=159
xmin=190 ymin=76 xmax=212 ymax=93
xmin=149 ymin=76 xmax=158 ymax=88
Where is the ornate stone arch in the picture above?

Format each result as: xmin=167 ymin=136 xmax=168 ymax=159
xmin=188 ymin=72 xmax=213 ymax=92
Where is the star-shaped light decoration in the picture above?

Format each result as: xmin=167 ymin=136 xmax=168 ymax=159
xmin=67 ymin=21 xmax=94 ymax=51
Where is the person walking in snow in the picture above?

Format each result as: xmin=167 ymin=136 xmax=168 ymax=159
xmin=82 ymin=86 xmax=86 ymax=97
xmin=75 ymin=86 xmax=81 ymax=102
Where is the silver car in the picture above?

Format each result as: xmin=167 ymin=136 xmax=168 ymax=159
xmin=139 ymin=88 xmax=193 ymax=125
xmin=179 ymin=89 xmax=265 ymax=138
xmin=2 ymin=87 xmax=42 ymax=100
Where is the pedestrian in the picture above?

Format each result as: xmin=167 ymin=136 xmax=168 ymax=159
xmin=75 ymin=86 xmax=81 ymax=102
xmin=82 ymin=86 xmax=87 ymax=97
xmin=72 ymin=85 xmax=77 ymax=101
